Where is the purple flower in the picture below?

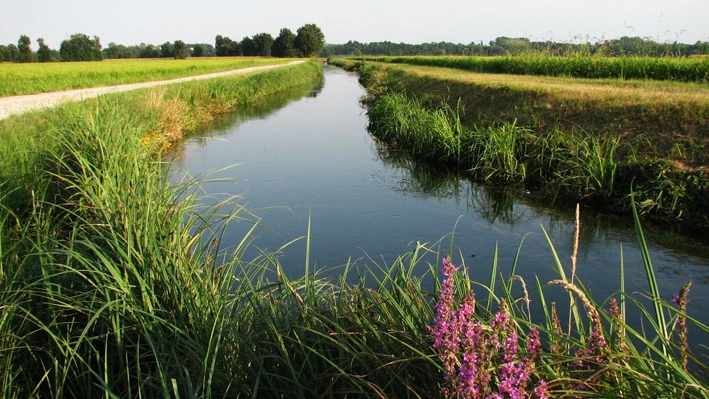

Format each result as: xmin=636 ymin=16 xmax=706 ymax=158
xmin=431 ymin=257 xmax=550 ymax=398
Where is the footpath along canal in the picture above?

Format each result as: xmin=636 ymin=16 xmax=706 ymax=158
xmin=170 ymin=65 xmax=709 ymax=345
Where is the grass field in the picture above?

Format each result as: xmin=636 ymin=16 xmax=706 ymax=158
xmin=0 ymin=57 xmax=296 ymax=96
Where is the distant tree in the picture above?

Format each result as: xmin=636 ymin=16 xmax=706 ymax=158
xmin=228 ymin=40 xmax=241 ymax=56
xmin=5 ymin=44 xmax=19 ymax=62
xmin=173 ymin=40 xmax=187 ymax=59
xmin=17 ymin=35 xmax=33 ymax=62
xmin=160 ymin=41 xmax=174 ymax=58
xmin=272 ymin=28 xmax=296 ymax=57
xmin=216 ymin=35 xmax=241 ymax=56
xmin=37 ymin=38 xmax=51 ymax=62
xmin=103 ymin=42 xmax=134 ymax=59
xmin=240 ymin=36 xmax=255 ymax=56
xmin=294 ymin=23 xmax=325 ymax=57
xmin=252 ymin=33 xmax=273 ymax=57
xmin=60 ymin=33 xmax=102 ymax=61
xmin=192 ymin=44 xmax=203 ymax=57
xmin=139 ymin=43 xmax=160 ymax=58
xmin=215 ymin=35 xmax=228 ymax=56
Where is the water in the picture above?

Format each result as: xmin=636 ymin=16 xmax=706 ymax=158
xmin=170 ymin=66 xmax=709 ymax=344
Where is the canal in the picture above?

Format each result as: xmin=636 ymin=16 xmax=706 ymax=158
xmin=170 ymin=65 xmax=709 ymax=343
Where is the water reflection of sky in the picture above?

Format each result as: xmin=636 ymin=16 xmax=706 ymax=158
xmin=170 ymin=66 xmax=709 ymax=354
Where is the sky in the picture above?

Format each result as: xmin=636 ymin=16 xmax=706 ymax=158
xmin=1 ymin=0 xmax=707 ymax=50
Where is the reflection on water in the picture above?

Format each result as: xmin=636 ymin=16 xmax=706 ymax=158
xmin=169 ymin=66 xmax=709 ymax=353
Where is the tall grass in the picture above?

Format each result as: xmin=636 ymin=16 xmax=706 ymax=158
xmin=365 ymin=86 xmax=708 ymax=226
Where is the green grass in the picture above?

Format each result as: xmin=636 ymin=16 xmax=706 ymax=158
xmin=0 ymin=57 xmax=296 ymax=97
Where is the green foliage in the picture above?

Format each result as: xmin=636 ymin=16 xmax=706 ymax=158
xmin=252 ymin=33 xmax=274 ymax=57
xmin=59 ymin=33 xmax=102 ymax=62
xmin=215 ymin=34 xmax=241 ymax=56
xmin=1 ymin=44 xmax=18 ymax=62
xmin=295 ymin=23 xmax=325 ymax=57
xmin=160 ymin=41 xmax=174 ymax=58
xmin=273 ymin=28 xmax=297 ymax=57
xmin=16 ymin=35 xmax=32 ymax=63
xmin=173 ymin=40 xmax=187 ymax=59
xmin=36 ymin=38 xmax=51 ymax=62
xmin=325 ymin=36 xmax=709 ymax=58
xmin=240 ymin=36 xmax=255 ymax=56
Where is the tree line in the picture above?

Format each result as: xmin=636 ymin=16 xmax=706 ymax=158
xmin=324 ymin=36 xmax=709 ymax=57
xmin=0 ymin=24 xmax=325 ymax=63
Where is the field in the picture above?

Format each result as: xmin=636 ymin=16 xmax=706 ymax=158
xmin=0 ymin=57 xmax=295 ymax=96
xmin=357 ymin=54 xmax=709 ymax=82
xmin=0 ymin=58 xmax=707 ymax=397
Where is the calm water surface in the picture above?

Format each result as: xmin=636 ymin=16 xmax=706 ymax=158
xmin=171 ymin=66 xmax=709 ymax=341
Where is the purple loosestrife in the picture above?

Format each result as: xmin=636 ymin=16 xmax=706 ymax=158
xmin=673 ymin=282 xmax=691 ymax=372
xmin=431 ymin=257 xmax=549 ymax=399
xmin=432 ymin=256 xmax=461 ymax=396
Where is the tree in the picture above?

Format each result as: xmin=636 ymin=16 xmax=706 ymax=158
xmin=192 ymin=44 xmax=204 ymax=57
xmin=294 ymin=24 xmax=325 ymax=57
xmin=60 ymin=33 xmax=102 ymax=61
xmin=37 ymin=38 xmax=51 ymax=62
xmin=272 ymin=28 xmax=296 ymax=57
xmin=5 ymin=44 xmax=19 ymax=62
xmin=160 ymin=41 xmax=174 ymax=58
xmin=240 ymin=36 xmax=255 ymax=56
xmin=173 ymin=40 xmax=187 ymax=59
xmin=216 ymin=35 xmax=240 ymax=56
xmin=252 ymin=33 xmax=273 ymax=57
xmin=17 ymin=35 xmax=33 ymax=62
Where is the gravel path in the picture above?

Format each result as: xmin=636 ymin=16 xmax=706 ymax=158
xmin=0 ymin=60 xmax=304 ymax=121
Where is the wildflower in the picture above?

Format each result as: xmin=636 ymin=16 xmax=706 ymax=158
xmin=674 ymin=282 xmax=692 ymax=371
xmin=431 ymin=257 xmax=550 ymax=399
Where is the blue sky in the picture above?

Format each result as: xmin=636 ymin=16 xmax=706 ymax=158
xmin=2 ymin=0 xmax=707 ymax=49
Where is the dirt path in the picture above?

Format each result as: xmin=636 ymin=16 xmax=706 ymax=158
xmin=0 ymin=60 xmax=304 ymax=121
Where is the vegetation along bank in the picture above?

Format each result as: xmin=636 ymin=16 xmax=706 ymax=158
xmin=0 ymin=59 xmax=328 ymax=397
xmin=330 ymin=56 xmax=709 ymax=231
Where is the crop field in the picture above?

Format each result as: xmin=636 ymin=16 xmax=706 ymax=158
xmin=0 ymin=57 xmax=295 ymax=97
xmin=356 ymin=55 xmax=709 ymax=82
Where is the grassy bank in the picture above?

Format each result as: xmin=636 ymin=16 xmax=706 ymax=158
xmin=1 ymin=58 xmax=707 ymax=397
xmin=331 ymin=58 xmax=709 ymax=229
xmin=0 ymin=57 xmax=295 ymax=96
xmin=0 ymin=59 xmax=321 ymax=215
